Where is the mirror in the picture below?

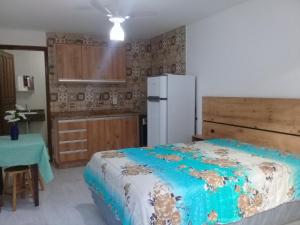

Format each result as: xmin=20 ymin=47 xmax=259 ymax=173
xmin=0 ymin=49 xmax=48 ymax=144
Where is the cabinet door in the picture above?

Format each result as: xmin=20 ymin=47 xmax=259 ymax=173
xmin=111 ymin=47 xmax=126 ymax=81
xmin=56 ymin=44 xmax=82 ymax=80
xmin=87 ymin=116 xmax=139 ymax=155
xmin=110 ymin=118 xmax=123 ymax=149
xmin=123 ymin=116 xmax=139 ymax=147
xmin=82 ymin=46 xmax=113 ymax=80
xmin=87 ymin=119 xmax=108 ymax=156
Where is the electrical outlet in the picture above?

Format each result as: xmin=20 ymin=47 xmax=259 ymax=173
xmin=112 ymin=92 xmax=118 ymax=105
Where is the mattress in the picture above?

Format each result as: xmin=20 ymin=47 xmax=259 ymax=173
xmin=84 ymin=139 xmax=300 ymax=225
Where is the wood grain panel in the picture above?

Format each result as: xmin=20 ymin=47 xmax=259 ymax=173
xmin=203 ymin=97 xmax=300 ymax=135
xmin=58 ymin=121 xmax=87 ymax=131
xmin=58 ymin=131 xmax=87 ymax=142
xmin=59 ymin=150 xmax=88 ymax=163
xmin=111 ymin=47 xmax=126 ymax=81
xmin=59 ymin=140 xmax=87 ymax=152
xmin=88 ymin=118 xmax=116 ymax=152
xmin=103 ymin=119 xmax=114 ymax=149
xmin=203 ymin=121 xmax=300 ymax=155
xmin=102 ymin=47 xmax=114 ymax=80
xmin=56 ymin=44 xmax=82 ymax=80
xmin=82 ymin=46 xmax=107 ymax=80
xmin=110 ymin=118 xmax=123 ymax=149
xmin=87 ymin=119 xmax=107 ymax=156
xmin=55 ymin=43 xmax=126 ymax=82
xmin=55 ymin=116 xmax=138 ymax=166
xmin=124 ymin=116 xmax=139 ymax=147
xmin=87 ymin=116 xmax=139 ymax=155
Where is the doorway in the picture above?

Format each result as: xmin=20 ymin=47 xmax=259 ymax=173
xmin=0 ymin=45 xmax=52 ymax=159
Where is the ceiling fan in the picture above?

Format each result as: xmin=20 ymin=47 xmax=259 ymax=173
xmin=90 ymin=0 xmax=156 ymax=41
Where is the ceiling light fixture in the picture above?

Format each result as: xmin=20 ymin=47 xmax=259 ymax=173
xmin=109 ymin=17 xmax=126 ymax=41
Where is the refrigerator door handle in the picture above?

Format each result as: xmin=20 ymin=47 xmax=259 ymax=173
xmin=147 ymin=96 xmax=167 ymax=102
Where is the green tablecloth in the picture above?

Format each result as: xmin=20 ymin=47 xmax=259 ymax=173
xmin=0 ymin=133 xmax=54 ymax=183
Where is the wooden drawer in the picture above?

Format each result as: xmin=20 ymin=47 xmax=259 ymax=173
xmin=59 ymin=140 xmax=87 ymax=153
xmin=59 ymin=150 xmax=88 ymax=163
xmin=58 ymin=120 xmax=87 ymax=131
xmin=58 ymin=130 xmax=87 ymax=142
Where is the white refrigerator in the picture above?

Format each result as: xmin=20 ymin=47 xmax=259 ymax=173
xmin=147 ymin=74 xmax=196 ymax=146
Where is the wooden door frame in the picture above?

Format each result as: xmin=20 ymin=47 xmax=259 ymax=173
xmin=0 ymin=45 xmax=53 ymax=161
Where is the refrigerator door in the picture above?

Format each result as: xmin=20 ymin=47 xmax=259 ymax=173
xmin=147 ymin=76 xmax=168 ymax=146
xmin=167 ymin=75 xmax=195 ymax=144
xmin=148 ymin=76 xmax=167 ymax=98
xmin=147 ymin=99 xmax=167 ymax=146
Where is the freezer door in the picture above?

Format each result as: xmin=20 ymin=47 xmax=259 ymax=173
xmin=147 ymin=98 xmax=167 ymax=146
xmin=147 ymin=76 xmax=167 ymax=98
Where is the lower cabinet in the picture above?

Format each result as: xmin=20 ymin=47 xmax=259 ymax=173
xmin=53 ymin=115 xmax=139 ymax=167
xmin=87 ymin=116 xmax=139 ymax=157
xmin=54 ymin=119 xmax=89 ymax=166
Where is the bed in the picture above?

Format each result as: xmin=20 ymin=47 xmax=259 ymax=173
xmin=84 ymin=97 xmax=300 ymax=225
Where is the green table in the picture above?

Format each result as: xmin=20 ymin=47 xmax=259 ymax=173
xmin=0 ymin=133 xmax=54 ymax=209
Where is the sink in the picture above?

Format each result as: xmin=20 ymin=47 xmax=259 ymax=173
xmin=20 ymin=109 xmax=46 ymax=122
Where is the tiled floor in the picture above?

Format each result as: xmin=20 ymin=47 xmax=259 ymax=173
xmin=0 ymin=167 xmax=104 ymax=225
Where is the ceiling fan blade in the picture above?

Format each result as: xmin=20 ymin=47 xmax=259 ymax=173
xmin=129 ymin=11 xmax=158 ymax=19
xmin=90 ymin=0 xmax=113 ymax=16
xmin=104 ymin=6 xmax=113 ymax=16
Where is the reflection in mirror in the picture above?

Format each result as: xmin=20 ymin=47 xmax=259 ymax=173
xmin=0 ymin=49 xmax=48 ymax=144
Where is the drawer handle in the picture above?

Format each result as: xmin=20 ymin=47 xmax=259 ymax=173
xmin=59 ymin=139 xmax=87 ymax=144
xmin=59 ymin=129 xmax=87 ymax=134
xmin=60 ymin=149 xmax=88 ymax=154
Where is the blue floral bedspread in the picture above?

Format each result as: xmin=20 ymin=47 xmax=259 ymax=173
xmin=84 ymin=139 xmax=300 ymax=225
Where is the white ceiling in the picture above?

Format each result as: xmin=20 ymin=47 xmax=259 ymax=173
xmin=0 ymin=0 xmax=249 ymax=39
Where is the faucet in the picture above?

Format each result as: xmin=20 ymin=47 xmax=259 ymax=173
xmin=25 ymin=104 xmax=30 ymax=112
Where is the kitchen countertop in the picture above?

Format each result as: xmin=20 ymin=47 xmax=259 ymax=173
xmin=51 ymin=110 xmax=142 ymax=120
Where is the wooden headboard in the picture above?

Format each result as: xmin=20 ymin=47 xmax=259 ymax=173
xmin=202 ymin=97 xmax=300 ymax=155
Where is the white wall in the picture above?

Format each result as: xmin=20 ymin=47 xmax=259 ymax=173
xmin=6 ymin=50 xmax=48 ymax=143
xmin=0 ymin=28 xmax=46 ymax=46
xmin=186 ymin=0 xmax=300 ymax=133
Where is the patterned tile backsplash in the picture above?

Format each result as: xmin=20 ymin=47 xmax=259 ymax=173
xmin=47 ymin=26 xmax=185 ymax=114
xmin=151 ymin=27 xmax=186 ymax=75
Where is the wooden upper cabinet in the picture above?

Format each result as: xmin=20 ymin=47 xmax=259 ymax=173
xmin=56 ymin=43 xmax=126 ymax=82
xmin=111 ymin=47 xmax=126 ymax=81
xmin=82 ymin=46 xmax=101 ymax=80
xmin=82 ymin=46 xmax=113 ymax=80
xmin=82 ymin=45 xmax=126 ymax=81
xmin=56 ymin=44 xmax=83 ymax=80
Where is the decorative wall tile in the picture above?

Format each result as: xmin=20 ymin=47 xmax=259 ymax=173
xmin=102 ymin=92 xmax=110 ymax=101
xmin=68 ymin=102 xmax=77 ymax=111
xmin=46 ymin=26 xmax=185 ymax=114
xmin=76 ymin=93 xmax=85 ymax=101
xmin=50 ymin=93 xmax=58 ymax=102
xmin=126 ymin=92 xmax=133 ymax=100
xmin=151 ymin=26 xmax=186 ymax=75
xmin=58 ymin=93 xmax=67 ymax=103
